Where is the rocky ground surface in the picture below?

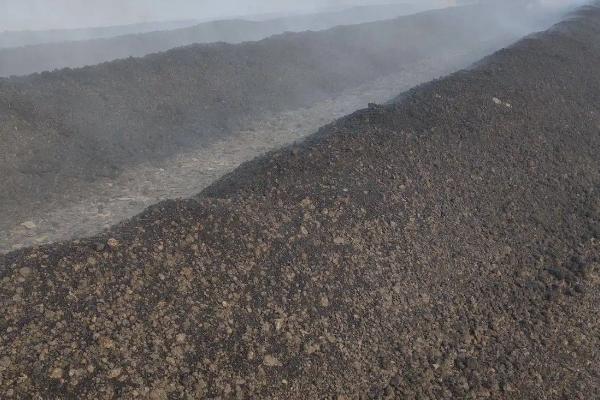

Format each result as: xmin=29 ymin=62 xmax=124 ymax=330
xmin=0 ymin=57 xmax=467 ymax=253
xmin=2 ymin=3 xmax=600 ymax=400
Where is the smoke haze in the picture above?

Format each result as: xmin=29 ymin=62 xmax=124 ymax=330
xmin=0 ymin=0 xmax=589 ymax=33
xmin=0 ymin=0 xmax=448 ymax=32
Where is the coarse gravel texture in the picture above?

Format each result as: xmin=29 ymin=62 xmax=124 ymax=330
xmin=2 ymin=3 xmax=600 ymax=400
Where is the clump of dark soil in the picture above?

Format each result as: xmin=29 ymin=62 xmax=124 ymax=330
xmin=2 ymin=3 xmax=600 ymax=399
xmin=0 ymin=3 xmax=559 ymax=231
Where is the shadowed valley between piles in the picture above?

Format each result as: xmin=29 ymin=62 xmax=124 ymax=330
xmin=0 ymin=3 xmax=560 ymax=251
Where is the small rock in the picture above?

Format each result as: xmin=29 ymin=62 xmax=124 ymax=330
xmin=333 ymin=237 xmax=345 ymax=245
xmin=107 ymin=238 xmax=119 ymax=248
xmin=181 ymin=267 xmax=194 ymax=280
xmin=390 ymin=375 xmax=402 ymax=388
xmin=320 ymin=296 xmax=330 ymax=307
xmin=263 ymin=355 xmax=282 ymax=367
xmin=108 ymin=367 xmax=122 ymax=379
xmin=149 ymin=388 xmax=168 ymax=400
xmin=300 ymin=226 xmax=309 ymax=235
xmin=384 ymin=385 xmax=395 ymax=397
xmin=368 ymin=386 xmax=383 ymax=399
xmin=547 ymin=267 xmax=566 ymax=280
xmin=502 ymin=383 xmax=515 ymax=392
xmin=49 ymin=367 xmax=64 ymax=379
xmin=0 ymin=356 xmax=11 ymax=371
xmin=305 ymin=343 xmax=320 ymax=354
xmin=19 ymin=267 xmax=32 ymax=277
xmin=20 ymin=221 xmax=37 ymax=229
xmin=34 ymin=236 xmax=49 ymax=243
xmin=176 ymin=333 xmax=186 ymax=343
xmin=300 ymin=198 xmax=312 ymax=207
xmin=99 ymin=336 xmax=114 ymax=349
xmin=274 ymin=319 xmax=284 ymax=331
xmin=492 ymin=97 xmax=502 ymax=105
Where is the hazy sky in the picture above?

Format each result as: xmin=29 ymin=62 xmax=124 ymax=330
xmin=0 ymin=0 xmax=586 ymax=32
xmin=0 ymin=0 xmax=449 ymax=32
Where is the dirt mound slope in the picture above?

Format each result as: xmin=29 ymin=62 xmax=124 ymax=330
xmin=0 ymin=3 xmax=420 ymax=78
xmin=0 ymin=4 xmax=543 ymax=233
xmin=2 ymin=3 xmax=600 ymax=399
xmin=0 ymin=65 xmax=464 ymax=253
